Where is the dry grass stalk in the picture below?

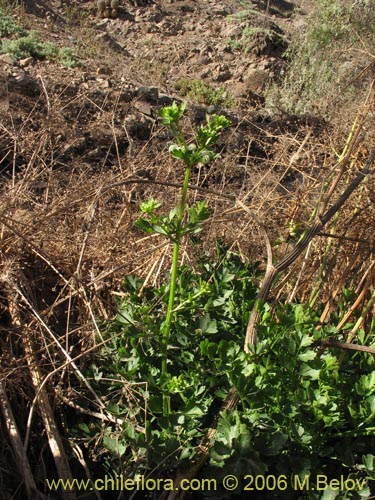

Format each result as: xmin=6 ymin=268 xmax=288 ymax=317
xmin=245 ymin=143 xmax=375 ymax=349
xmin=0 ymin=381 xmax=40 ymax=499
xmin=6 ymin=282 xmax=74 ymax=499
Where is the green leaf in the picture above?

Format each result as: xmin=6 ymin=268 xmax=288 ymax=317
xmin=262 ymin=432 xmax=288 ymax=456
xmin=299 ymin=333 xmax=314 ymax=347
xmin=116 ymin=304 xmax=135 ymax=325
xmin=199 ymin=313 xmax=218 ymax=334
xmin=135 ymin=217 xmax=155 ymax=233
xmin=152 ymin=224 xmax=170 ymax=237
xmin=362 ymin=454 xmax=375 ymax=472
xmin=180 ymin=448 xmax=195 ymax=461
xmin=158 ymin=101 xmax=186 ymax=125
xmin=299 ymin=364 xmax=320 ymax=379
xmin=103 ymin=432 xmax=127 ymax=458
xmin=320 ymin=488 xmax=339 ymax=500
xmin=294 ymin=304 xmax=307 ymax=324
xmin=298 ymin=350 xmax=317 ymax=362
xmin=107 ymin=402 xmax=120 ymax=415
xmin=148 ymin=395 xmax=164 ymax=413
xmin=184 ymin=405 xmax=205 ymax=417
xmin=140 ymin=198 xmax=161 ymax=214
xmin=200 ymin=339 xmax=217 ymax=358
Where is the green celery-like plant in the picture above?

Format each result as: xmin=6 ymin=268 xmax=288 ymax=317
xmin=0 ymin=8 xmax=26 ymax=37
xmin=174 ymin=79 xmax=232 ymax=107
xmin=136 ymin=102 xmax=231 ymax=415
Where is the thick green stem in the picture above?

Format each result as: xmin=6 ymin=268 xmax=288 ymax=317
xmin=161 ymin=163 xmax=191 ymax=416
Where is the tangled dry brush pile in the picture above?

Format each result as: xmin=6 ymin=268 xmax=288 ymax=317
xmin=0 ymin=0 xmax=375 ymax=498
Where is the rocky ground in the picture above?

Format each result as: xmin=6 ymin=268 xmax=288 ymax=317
xmin=1 ymin=0 xmax=324 ymax=271
xmin=0 ymin=0 xmax=315 ymax=150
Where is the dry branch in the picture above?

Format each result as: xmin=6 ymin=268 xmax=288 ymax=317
xmin=6 ymin=285 xmax=75 ymax=500
xmin=316 ymin=339 xmax=375 ymax=355
xmin=0 ymin=381 xmax=41 ymax=499
xmin=244 ymin=146 xmax=375 ymax=350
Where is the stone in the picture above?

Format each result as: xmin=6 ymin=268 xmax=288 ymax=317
xmin=134 ymin=99 xmax=152 ymax=116
xmin=0 ymin=54 xmax=14 ymax=65
xmin=229 ymin=81 xmax=265 ymax=106
xmin=221 ymin=25 xmax=242 ymax=38
xmin=222 ymin=52 xmax=236 ymax=62
xmin=19 ymin=57 xmax=33 ymax=67
xmin=242 ymin=68 xmax=270 ymax=93
xmin=95 ymin=32 xmax=126 ymax=53
xmin=123 ymin=112 xmax=153 ymax=140
xmin=157 ymin=93 xmax=174 ymax=106
xmin=212 ymin=63 xmax=231 ymax=82
xmin=96 ymin=78 xmax=111 ymax=88
xmin=210 ymin=4 xmax=229 ymax=16
xmin=96 ymin=65 xmax=111 ymax=76
xmin=136 ymin=86 xmax=159 ymax=103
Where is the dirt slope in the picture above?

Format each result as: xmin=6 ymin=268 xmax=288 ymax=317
xmin=2 ymin=1 xmax=375 ymax=498
xmin=1 ymin=0 xmax=320 ymax=276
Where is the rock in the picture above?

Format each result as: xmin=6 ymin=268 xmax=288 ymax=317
xmin=134 ymin=99 xmax=152 ymax=116
xmin=242 ymin=68 xmax=270 ymax=93
xmin=199 ymin=67 xmax=211 ymax=79
xmin=247 ymin=27 xmax=287 ymax=57
xmin=0 ymin=54 xmax=14 ymax=65
xmin=212 ymin=63 xmax=231 ymax=82
xmin=157 ymin=93 xmax=174 ymax=106
xmin=175 ymin=2 xmax=195 ymax=13
xmin=109 ymin=89 xmax=133 ymax=102
xmin=136 ymin=86 xmax=159 ymax=103
xmin=190 ymin=54 xmax=211 ymax=66
xmin=96 ymin=78 xmax=111 ymax=88
xmin=96 ymin=65 xmax=112 ymax=76
xmin=95 ymin=18 xmax=111 ymax=28
xmin=210 ymin=3 xmax=230 ymax=16
xmin=229 ymin=82 xmax=265 ymax=106
xmin=95 ymin=32 xmax=126 ymax=53
xmin=158 ymin=18 xmax=183 ymax=36
xmin=221 ymin=24 xmax=243 ymax=38
xmin=123 ymin=112 xmax=153 ymax=140
xmin=19 ymin=57 xmax=33 ymax=67
xmin=10 ymin=73 xmax=40 ymax=97
xmin=223 ymin=52 xmax=236 ymax=62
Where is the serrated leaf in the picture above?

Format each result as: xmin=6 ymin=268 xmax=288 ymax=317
xmin=299 ymin=364 xmax=320 ymax=379
xmin=362 ymin=454 xmax=375 ymax=471
xmin=103 ymin=433 xmax=126 ymax=458
xmin=199 ymin=313 xmax=218 ymax=334
xmin=298 ymin=350 xmax=317 ymax=362
xmin=299 ymin=334 xmax=314 ymax=347
xmin=320 ymin=488 xmax=339 ymax=500
xmin=135 ymin=217 xmax=155 ymax=233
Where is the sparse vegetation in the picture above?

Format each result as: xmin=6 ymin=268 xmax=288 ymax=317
xmin=174 ymin=79 xmax=233 ymax=107
xmin=61 ymin=98 xmax=375 ymax=499
xmin=228 ymin=25 xmax=285 ymax=54
xmin=1 ymin=30 xmax=81 ymax=67
xmin=0 ymin=7 xmax=26 ymax=37
xmin=266 ymin=0 xmax=375 ymax=117
xmin=0 ymin=10 xmax=81 ymax=66
xmin=61 ymin=3 xmax=90 ymax=27
xmin=228 ymin=8 xmax=258 ymax=21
